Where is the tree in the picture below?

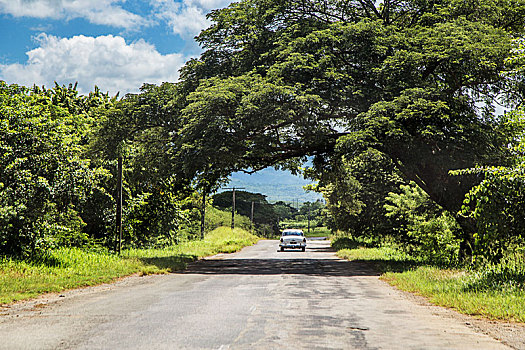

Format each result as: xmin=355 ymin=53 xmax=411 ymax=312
xmin=0 ymin=82 xmax=112 ymax=257
xmin=89 ymin=83 xmax=201 ymax=248
xmin=448 ymin=38 xmax=525 ymax=262
xmin=272 ymin=201 xmax=297 ymax=221
xmin=172 ymin=0 xmax=525 ymax=256
xmin=212 ymin=190 xmax=279 ymax=234
xmin=83 ymin=0 xmax=525 ymax=257
xmin=384 ymin=182 xmax=461 ymax=264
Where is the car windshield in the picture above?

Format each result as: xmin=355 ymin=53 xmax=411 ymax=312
xmin=282 ymin=231 xmax=302 ymax=236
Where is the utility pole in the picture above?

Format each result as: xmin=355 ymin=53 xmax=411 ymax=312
xmin=232 ymin=188 xmax=236 ymax=230
xmin=200 ymin=190 xmax=206 ymax=240
xmin=250 ymin=201 xmax=254 ymax=232
xmin=223 ymin=187 xmax=245 ymax=230
xmin=116 ymin=156 xmax=123 ymax=254
xmin=308 ymin=206 xmax=311 ymax=233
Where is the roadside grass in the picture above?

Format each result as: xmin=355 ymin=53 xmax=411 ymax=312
xmin=0 ymin=227 xmax=259 ymax=305
xmin=337 ymin=246 xmax=418 ymax=273
xmin=305 ymin=226 xmax=331 ymax=237
xmin=382 ymin=267 xmax=525 ymax=322
xmin=334 ymin=238 xmax=525 ymax=323
xmin=124 ymin=227 xmax=259 ymax=274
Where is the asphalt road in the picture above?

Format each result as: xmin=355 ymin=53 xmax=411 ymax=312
xmin=0 ymin=239 xmax=512 ymax=349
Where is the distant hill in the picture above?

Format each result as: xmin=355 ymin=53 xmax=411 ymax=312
xmin=219 ymin=168 xmax=323 ymax=204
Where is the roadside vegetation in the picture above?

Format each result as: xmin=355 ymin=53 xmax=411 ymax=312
xmin=334 ymin=236 xmax=525 ymax=322
xmin=0 ymin=227 xmax=258 ymax=305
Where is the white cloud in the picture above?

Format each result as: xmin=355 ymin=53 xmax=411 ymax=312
xmin=0 ymin=34 xmax=185 ymax=95
xmin=152 ymin=0 xmax=234 ymax=39
xmin=0 ymin=0 xmax=148 ymax=29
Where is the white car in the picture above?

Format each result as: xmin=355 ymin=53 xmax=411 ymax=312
xmin=279 ymin=229 xmax=306 ymax=252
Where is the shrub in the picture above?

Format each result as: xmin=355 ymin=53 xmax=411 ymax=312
xmin=385 ymin=182 xmax=460 ymax=265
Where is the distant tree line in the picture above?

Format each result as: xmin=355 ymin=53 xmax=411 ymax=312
xmin=212 ymin=191 xmax=326 ymax=236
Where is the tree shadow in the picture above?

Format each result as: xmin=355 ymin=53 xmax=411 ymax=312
xmin=131 ymin=244 xmax=417 ymax=277
xmin=23 ymin=252 xmax=66 ymax=268
xmin=136 ymin=254 xmax=198 ymax=271
xmin=304 ymin=245 xmax=336 ymax=252
xmin=178 ymin=257 xmax=415 ymax=277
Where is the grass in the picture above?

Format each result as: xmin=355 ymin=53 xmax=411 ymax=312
xmin=382 ymin=267 xmax=525 ymax=322
xmin=304 ymin=226 xmax=331 ymax=237
xmin=0 ymin=227 xmax=259 ymax=305
xmin=334 ymin=239 xmax=525 ymax=323
xmin=337 ymin=246 xmax=418 ymax=272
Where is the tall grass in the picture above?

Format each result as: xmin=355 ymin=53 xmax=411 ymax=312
xmin=0 ymin=227 xmax=259 ymax=305
xmin=0 ymin=249 xmax=144 ymax=304
xmin=382 ymin=265 xmax=525 ymax=322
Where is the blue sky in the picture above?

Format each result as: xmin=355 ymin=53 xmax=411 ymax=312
xmin=0 ymin=0 xmax=235 ymax=95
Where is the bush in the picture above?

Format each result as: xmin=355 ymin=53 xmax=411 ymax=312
xmin=462 ymin=252 xmax=525 ymax=292
xmin=384 ymin=182 xmax=460 ymax=265
xmin=0 ymin=82 xmax=105 ymax=257
xmin=204 ymin=206 xmax=252 ymax=232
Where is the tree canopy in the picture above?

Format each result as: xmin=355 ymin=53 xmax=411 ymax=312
xmin=152 ymin=0 xmax=524 ymax=253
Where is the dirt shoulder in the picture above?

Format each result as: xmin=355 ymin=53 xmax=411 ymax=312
xmin=386 ymin=281 xmax=525 ymax=350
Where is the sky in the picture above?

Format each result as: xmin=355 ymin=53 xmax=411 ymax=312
xmin=0 ymin=0 xmax=236 ymax=95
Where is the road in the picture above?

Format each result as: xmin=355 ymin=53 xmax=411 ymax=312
xmin=0 ymin=239 xmax=512 ymax=349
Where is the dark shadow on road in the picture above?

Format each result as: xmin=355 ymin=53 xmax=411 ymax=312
xmin=180 ymin=258 xmax=388 ymax=277
xmin=304 ymin=246 xmax=336 ymax=252
xmin=133 ymin=243 xmax=417 ymax=277
xmin=135 ymin=254 xmax=198 ymax=272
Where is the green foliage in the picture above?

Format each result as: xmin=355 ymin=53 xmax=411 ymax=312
xmin=463 ymin=256 xmax=525 ymax=293
xmin=87 ymin=83 xmax=212 ymax=250
xmin=272 ymin=201 xmax=297 ymax=220
xmin=505 ymin=36 xmax=525 ymax=102
xmin=203 ymin=205 xmax=250 ymax=232
xmin=385 ymin=183 xmax=461 ymax=265
xmin=460 ymin=169 xmax=525 ymax=262
xmin=0 ymin=82 xmax=112 ymax=257
xmin=212 ymin=190 xmax=279 ymax=235
xmin=308 ymin=149 xmax=403 ymax=238
xmin=274 ymin=200 xmax=327 ymax=233
xmin=122 ymin=181 xmax=191 ymax=248
xmin=298 ymin=200 xmax=324 ymax=220
xmin=451 ymin=109 xmax=525 ymax=263
xmin=312 ymin=163 xmax=363 ymax=233
xmin=0 ymin=81 xmax=217 ymax=256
